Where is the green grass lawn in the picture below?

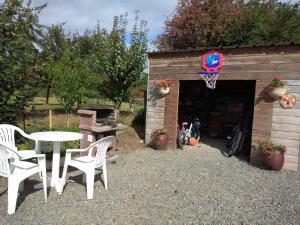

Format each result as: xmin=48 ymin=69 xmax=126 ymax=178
xmin=19 ymin=96 xmax=144 ymax=151
xmin=25 ymin=96 xmax=144 ymax=132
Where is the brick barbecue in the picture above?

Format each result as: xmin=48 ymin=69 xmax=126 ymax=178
xmin=78 ymin=105 xmax=125 ymax=156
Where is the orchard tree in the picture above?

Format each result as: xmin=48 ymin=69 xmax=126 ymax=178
xmin=41 ymin=24 xmax=68 ymax=104
xmin=92 ymin=13 xmax=148 ymax=109
xmin=0 ymin=0 xmax=46 ymax=125
xmin=52 ymin=49 xmax=98 ymax=127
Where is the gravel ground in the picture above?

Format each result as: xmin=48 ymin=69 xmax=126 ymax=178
xmin=0 ymin=142 xmax=299 ymax=225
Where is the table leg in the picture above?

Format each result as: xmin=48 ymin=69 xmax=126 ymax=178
xmin=52 ymin=142 xmax=63 ymax=193
xmin=34 ymin=141 xmax=63 ymax=193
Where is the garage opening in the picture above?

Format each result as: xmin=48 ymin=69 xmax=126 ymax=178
xmin=178 ymin=80 xmax=256 ymax=159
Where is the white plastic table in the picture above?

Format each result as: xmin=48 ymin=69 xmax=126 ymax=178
xmin=30 ymin=131 xmax=83 ymax=193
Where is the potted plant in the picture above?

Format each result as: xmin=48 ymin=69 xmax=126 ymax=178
xmin=150 ymin=128 xmax=168 ymax=150
xmin=152 ymin=80 xmax=174 ymax=95
xmin=259 ymin=140 xmax=286 ymax=171
xmin=267 ymin=75 xmax=287 ymax=99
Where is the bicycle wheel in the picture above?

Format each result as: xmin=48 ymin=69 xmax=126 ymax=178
xmin=226 ymin=126 xmax=238 ymax=148
xmin=225 ymin=129 xmax=240 ymax=157
xmin=190 ymin=128 xmax=200 ymax=142
xmin=177 ymin=130 xmax=186 ymax=149
xmin=231 ymin=130 xmax=242 ymax=156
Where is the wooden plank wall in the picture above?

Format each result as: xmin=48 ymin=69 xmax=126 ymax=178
xmin=271 ymin=80 xmax=300 ymax=171
xmin=149 ymin=52 xmax=300 ymax=81
xmin=145 ymin=81 xmax=165 ymax=143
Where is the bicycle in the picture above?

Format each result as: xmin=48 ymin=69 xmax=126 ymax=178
xmin=224 ymin=114 xmax=250 ymax=157
xmin=177 ymin=119 xmax=201 ymax=149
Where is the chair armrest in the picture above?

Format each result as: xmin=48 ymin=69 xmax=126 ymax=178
xmin=21 ymin=154 xmax=45 ymax=159
xmin=66 ymin=148 xmax=89 ymax=154
xmin=0 ymin=143 xmax=21 ymax=160
xmin=17 ymin=129 xmax=41 ymax=153
xmin=18 ymin=129 xmax=34 ymax=140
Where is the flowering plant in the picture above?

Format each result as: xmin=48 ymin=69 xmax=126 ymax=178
xmin=152 ymin=80 xmax=174 ymax=89
xmin=268 ymin=75 xmax=286 ymax=88
xmin=150 ymin=128 xmax=167 ymax=140
xmin=258 ymin=140 xmax=286 ymax=155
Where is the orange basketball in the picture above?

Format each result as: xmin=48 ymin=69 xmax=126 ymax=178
xmin=188 ymin=137 xmax=197 ymax=146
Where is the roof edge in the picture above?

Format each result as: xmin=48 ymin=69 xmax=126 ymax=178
xmin=148 ymin=42 xmax=300 ymax=57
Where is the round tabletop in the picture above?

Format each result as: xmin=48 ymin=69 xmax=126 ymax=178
xmin=30 ymin=131 xmax=83 ymax=142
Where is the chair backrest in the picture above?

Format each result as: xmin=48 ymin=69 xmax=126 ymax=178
xmin=0 ymin=142 xmax=19 ymax=177
xmin=93 ymin=136 xmax=115 ymax=167
xmin=0 ymin=124 xmax=22 ymax=150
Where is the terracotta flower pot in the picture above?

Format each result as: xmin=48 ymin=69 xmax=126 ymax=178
xmin=264 ymin=150 xmax=285 ymax=171
xmin=159 ymin=87 xmax=170 ymax=95
xmin=153 ymin=134 xmax=168 ymax=150
xmin=268 ymin=86 xmax=287 ymax=99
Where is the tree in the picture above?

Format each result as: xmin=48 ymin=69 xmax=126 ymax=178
xmin=156 ymin=0 xmax=300 ymax=50
xmin=52 ymin=49 xmax=98 ymax=127
xmin=41 ymin=24 xmax=67 ymax=104
xmin=0 ymin=0 xmax=46 ymax=125
xmin=221 ymin=0 xmax=300 ymax=46
xmin=92 ymin=13 xmax=148 ymax=109
xmin=155 ymin=0 xmax=240 ymax=49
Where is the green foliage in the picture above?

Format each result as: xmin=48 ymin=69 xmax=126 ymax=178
xmin=40 ymin=24 xmax=68 ymax=103
xmin=0 ymin=1 xmax=148 ymax=125
xmin=268 ymin=74 xmax=286 ymax=88
xmin=156 ymin=0 xmax=300 ymax=49
xmin=150 ymin=128 xmax=167 ymax=141
xmin=91 ymin=12 xmax=148 ymax=109
xmin=0 ymin=0 xmax=46 ymax=124
xmin=258 ymin=140 xmax=286 ymax=155
xmin=221 ymin=0 xmax=300 ymax=46
xmin=52 ymin=49 xmax=99 ymax=125
xmin=132 ymin=107 xmax=145 ymax=127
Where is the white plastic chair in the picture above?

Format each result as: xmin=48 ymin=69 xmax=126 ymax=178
xmin=0 ymin=124 xmax=40 ymax=160
xmin=62 ymin=136 xmax=115 ymax=199
xmin=0 ymin=142 xmax=47 ymax=214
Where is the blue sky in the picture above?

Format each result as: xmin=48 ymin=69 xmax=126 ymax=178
xmin=1 ymin=0 xmax=296 ymax=42
xmin=31 ymin=0 xmax=178 ymax=41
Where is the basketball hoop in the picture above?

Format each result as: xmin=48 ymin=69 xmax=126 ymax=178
xmin=199 ymin=71 xmax=219 ymax=89
xmin=199 ymin=51 xmax=223 ymax=89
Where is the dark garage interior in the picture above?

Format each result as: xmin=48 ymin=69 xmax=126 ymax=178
xmin=178 ymin=80 xmax=256 ymax=158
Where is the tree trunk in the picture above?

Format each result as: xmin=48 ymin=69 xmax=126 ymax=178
xmin=67 ymin=113 xmax=71 ymax=127
xmin=46 ymin=85 xmax=51 ymax=104
xmin=128 ymin=100 xmax=134 ymax=114
xmin=117 ymin=102 xmax=122 ymax=110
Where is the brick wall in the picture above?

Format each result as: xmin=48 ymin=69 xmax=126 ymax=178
xmin=163 ymin=80 xmax=179 ymax=149
xmin=250 ymin=81 xmax=274 ymax=165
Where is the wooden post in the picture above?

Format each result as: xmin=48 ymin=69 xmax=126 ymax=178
xmin=49 ymin=110 xmax=52 ymax=131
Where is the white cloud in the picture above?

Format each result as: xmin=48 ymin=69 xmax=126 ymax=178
xmin=30 ymin=0 xmax=177 ymax=40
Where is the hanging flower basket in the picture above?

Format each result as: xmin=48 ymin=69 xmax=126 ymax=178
xmin=267 ymin=75 xmax=287 ymax=99
xmin=159 ymin=86 xmax=170 ymax=95
xmin=268 ymin=86 xmax=287 ymax=99
xmin=152 ymin=80 xmax=174 ymax=96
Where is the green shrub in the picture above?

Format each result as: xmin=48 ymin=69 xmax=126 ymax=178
xmin=132 ymin=108 xmax=145 ymax=127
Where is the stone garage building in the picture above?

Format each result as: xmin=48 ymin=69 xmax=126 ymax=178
xmin=145 ymin=44 xmax=300 ymax=171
